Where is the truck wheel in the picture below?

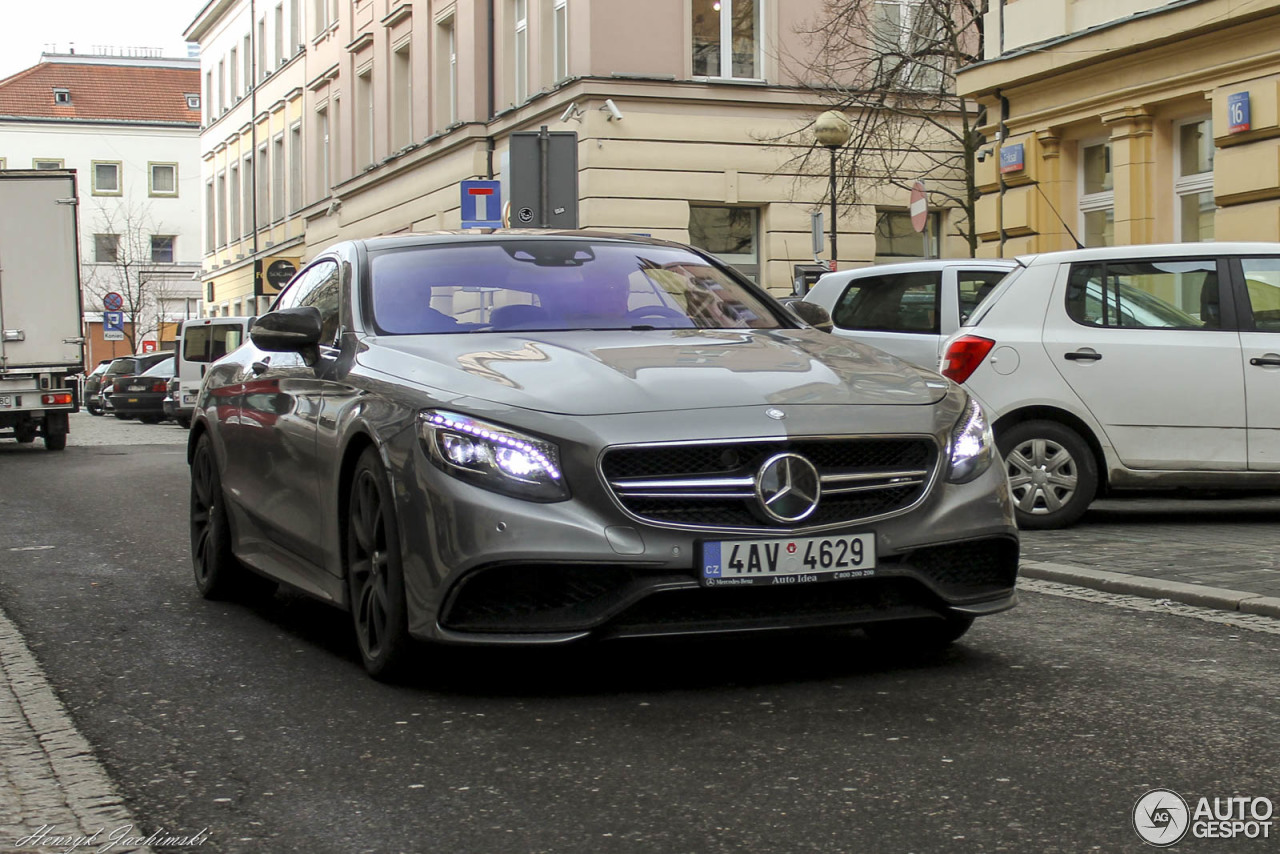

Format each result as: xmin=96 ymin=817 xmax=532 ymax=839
xmin=15 ymin=423 xmax=36 ymax=444
xmin=42 ymin=413 xmax=68 ymax=451
xmin=997 ymin=420 xmax=1098 ymax=529
xmin=44 ymin=433 xmax=67 ymax=451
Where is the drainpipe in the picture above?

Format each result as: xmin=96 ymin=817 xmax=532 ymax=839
xmin=997 ymin=89 xmax=1009 ymax=257
xmin=486 ymin=0 xmax=496 ymax=179
xmin=250 ymin=0 xmax=259 ymax=260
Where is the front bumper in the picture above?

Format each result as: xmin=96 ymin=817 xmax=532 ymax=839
xmin=398 ymin=407 xmax=1019 ymax=646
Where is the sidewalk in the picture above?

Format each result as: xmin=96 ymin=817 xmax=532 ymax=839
xmin=1019 ymin=494 xmax=1280 ymax=618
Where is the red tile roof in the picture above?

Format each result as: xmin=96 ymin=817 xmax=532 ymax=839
xmin=0 ymin=60 xmax=201 ymax=125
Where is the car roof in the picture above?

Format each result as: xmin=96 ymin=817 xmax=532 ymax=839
xmin=816 ymin=257 xmax=1018 ymax=286
xmin=1016 ymin=242 xmax=1280 ymax=267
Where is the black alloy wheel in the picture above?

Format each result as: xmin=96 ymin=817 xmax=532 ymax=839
xmin=346 ymin=447 xmax=411 ymax=680
xmin=190 ymin=433 xmax=251 ymax=598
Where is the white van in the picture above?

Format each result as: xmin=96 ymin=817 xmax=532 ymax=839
xmin=166 ymin=317 xmax=254 ymax=427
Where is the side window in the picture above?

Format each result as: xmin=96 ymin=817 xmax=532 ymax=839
xmin=1240 ymin=259 xmax=1280 ymax=331
xmin=183 ymin=325 xmax=212 ymax=363
xmin=272 ymin=261 xmax=326 ymax=312
xmin=1066 ymin=260 xmax=1217 ymax=329
xmin=957 ymin=271 xmax=1010 ymax=324
xmin=831 ymin=271 xmax=940 ymax=334
xmin=297 ymin=261 xmax=342 ymax=346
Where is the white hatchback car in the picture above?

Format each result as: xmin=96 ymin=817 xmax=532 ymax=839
xmin=941 ymin=242 xmax=1280 ymax=528
xmin=804 ymin=259 xmax=1017 ymax=367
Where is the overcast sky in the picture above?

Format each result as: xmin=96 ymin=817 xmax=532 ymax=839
xmin=0 ymin=0 xmax=208 ymax=81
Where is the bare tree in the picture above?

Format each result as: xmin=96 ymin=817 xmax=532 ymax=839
xmin=81 ymin=201 xmax=178 ymax=354
xmin=778 ymin=0 xmax=987 ymax=255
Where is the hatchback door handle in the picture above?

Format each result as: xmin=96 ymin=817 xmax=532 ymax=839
xmin=1250 ymin=356 xmax=1280 ymax=367
xmin=1064 ymin=350 xmax=1102 ymax=362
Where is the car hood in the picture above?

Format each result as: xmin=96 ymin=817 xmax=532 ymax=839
xmin=359 ymin=329 xmax=948 ymax=416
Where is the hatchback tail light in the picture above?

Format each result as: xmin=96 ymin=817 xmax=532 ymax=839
xmin=941 ymin=335 xmax=996 ymax=383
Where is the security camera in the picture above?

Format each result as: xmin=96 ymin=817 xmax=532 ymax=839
xmin=559 ymin=102 xmax=583 ymax=123
xmin=602 ymin=99 xmax=624 ymax=122
xmin=976 ymin=148 xmax=993 ymax=163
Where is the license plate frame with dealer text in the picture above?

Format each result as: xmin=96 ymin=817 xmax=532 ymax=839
xmin=701 ymin=533 xmax=876 ymax=587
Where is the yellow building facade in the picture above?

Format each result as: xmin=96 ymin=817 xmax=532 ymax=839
xmin=959 ymin=0 xmax=1280 ymax=256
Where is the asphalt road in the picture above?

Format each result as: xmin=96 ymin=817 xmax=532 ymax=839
xmin=0 ymin=415 xmax=1277 ymax=853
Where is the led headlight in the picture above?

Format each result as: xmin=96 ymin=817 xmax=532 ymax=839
xmin=419 ymin=410 xmax=569 ymax=502
xmin=948 ymin=396 xmax=994 ymax=484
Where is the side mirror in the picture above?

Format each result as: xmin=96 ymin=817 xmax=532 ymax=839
xmin=250 ymin=307 xmax=323 ymax=364
xmin=786 ymin=299 xmax=834 ymax=333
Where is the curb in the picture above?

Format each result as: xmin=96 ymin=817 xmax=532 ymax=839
xmin=1020 ymin=560 xmax=1280 ymax=620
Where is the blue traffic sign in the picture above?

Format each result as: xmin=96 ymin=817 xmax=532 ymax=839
xmin=460 ymin=180 xmax=502 ymax=229
xmin=103 ymin=311 xmax=124 ymax=332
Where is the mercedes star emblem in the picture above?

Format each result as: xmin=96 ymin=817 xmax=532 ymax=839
xmin=755 ymin=453 xmax=821 ymax=524
xmin=765 ymin=408 xmax=786 ymax=420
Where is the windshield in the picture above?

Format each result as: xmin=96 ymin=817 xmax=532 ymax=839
xmin=142 ymin=358 xmax=176 ymax=378
xmin=368 ymin=240 xmax=783 ymax=334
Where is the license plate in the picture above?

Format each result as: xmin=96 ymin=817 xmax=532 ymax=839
xmin=183 ymin=392 xmax=196 ymax=404
xmin=701 ymin=534 xmax=876 ymax=587
xmin=0 ymin=395 xmax=10 ymax=408
xmin=128 ymin=384 xmax=145 ymax=392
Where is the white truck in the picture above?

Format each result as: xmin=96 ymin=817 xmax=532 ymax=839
xmin=0 ymin=170 xmax=85 ymax=450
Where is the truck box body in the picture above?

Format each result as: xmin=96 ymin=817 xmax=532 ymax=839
xmin=0 ymin=170 xmax=84 ymax=449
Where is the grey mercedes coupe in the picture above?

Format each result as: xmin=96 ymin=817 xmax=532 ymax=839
xmin=188 ymin=232 xmax=1018 ymax=679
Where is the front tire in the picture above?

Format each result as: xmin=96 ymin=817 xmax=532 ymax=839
xmin=997 ymin=420 xmax=1098 ymax=530
xmin=190 ymin=433 xmax=251 ymax=598
xmin=346 ymin=447 xmax=412 ymax=680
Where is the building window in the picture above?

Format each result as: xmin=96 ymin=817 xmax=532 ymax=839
xmin=230 ymin=47 xmax=239 ymax=100
xmin=53 ymin=88 xmax=70 ymax=105
xmin=313 ymin=0 xmax=332 ymax=36
xmin=513 ymin=0 xmax=529 ymax=102
xmin=218 ymin=58 xmax=227 ymax=114
xmin=290 ymin=122 xmax=303 ymax=212
xmin=258 ymin=16 xmax=268 ymax=78
xmin=205 ymin=180 xmax=216 ymax=252
xmin=186 ymin=93 xmax=200 ymax=110
xmin=149 ymin=163 xmax=178 ymax=197
xmin=870 ymin=0 xmax=943 ymax=90
xmin=95 ymin=233 xmax=119 ymax=264
xmin=243 ymin=35 xmax=252 ymax=93
xmin=91 ymin=161 xmax=122 ymax=195
xmin=315 ymin=105 xmax=331 ymax=197
xmin=392 ymin=42 xmax=412 ymax=150
xmin=229 ymin=161 xmax=241 ymax=237
xmin=290 ymin=0 xmax=301 ymax=53
xmin=875 ymin=209 xmax=939 ymax=261
xmin=437 ymin=14 xmax=457 ymax=127
xmin=216 ymin=171 xmax=228 ymax=246
xmin=275 ymin=3 xmax=285 ymax=67
xmin=356 ymin=68 xmax=374 ymax=167
xmin=689 ymin=206 xmax=759 ymax=282
xmin=204 ymin=70 xmax=213 ymax=121
xmin=0 ymin=159 xmax=6 ymax=169
xmin=692 ymin=0 xmax=760 ymax=80
xmin=552 ymin=0 xmax=568 ymax=82
xmin=1176 ymin=118 xmax=1214 ymax=243
xmin=257 ymin=143 xmax=270 ymax=224
xmin=151 ymin=236 xmax=176 ymax=264
xmin=1079 ymin=140 xmax=1114 ymax=248
xmin=242 ymin=153 xmax=255 ymax=236
xmin=33 ymin=159 xmax=63 ymax=170
xmin=272 ymin=134 xmax=285 ymax=222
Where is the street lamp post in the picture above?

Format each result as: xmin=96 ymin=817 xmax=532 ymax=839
xmin=814 ymin=110 xmax=852 ymax=272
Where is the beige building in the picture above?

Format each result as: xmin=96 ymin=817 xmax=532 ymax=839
xmin=960 ymin=0 xmax=1280 ymax=256
xmin=188 ymin=0 xmax=976 ymax=308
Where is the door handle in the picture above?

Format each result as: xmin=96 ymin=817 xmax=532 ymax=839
xmin=1064 ymin=350 xmax=1102 ymax=362
xmin=1250 ymin=356 xmax=1280 ymax=367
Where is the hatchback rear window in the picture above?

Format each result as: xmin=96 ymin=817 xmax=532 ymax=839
xmin=367 ymin=240 xmax=782 ymax=334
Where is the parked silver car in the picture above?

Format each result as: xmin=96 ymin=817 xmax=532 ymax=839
xmin=189 ymin=232 xmax=1019 ymax=678
xmin=804 ymin=259 xmax=1017 ymax=368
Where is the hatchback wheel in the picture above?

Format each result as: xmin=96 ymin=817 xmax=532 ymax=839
xmin=346 ymin=448 xmax=411 ymax=680
xmin=190 ymin=433 xmax=252 ymax=598
xmin=997 ymin=420 xmax=1097 ymax=529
